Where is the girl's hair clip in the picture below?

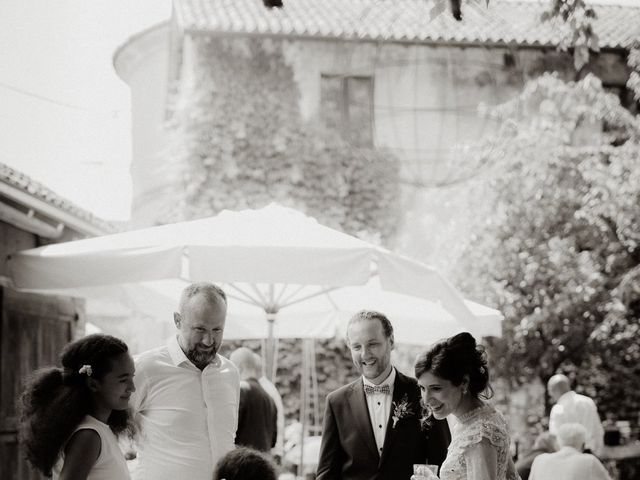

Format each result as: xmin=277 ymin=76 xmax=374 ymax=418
xmin=78 ymin=364 xmax=93 ymax=377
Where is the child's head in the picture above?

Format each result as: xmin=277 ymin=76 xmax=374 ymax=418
xmin=61 ymin=333 xmax=135 ymax=415
xmin=213 ymin=447 xmax=278 ymax=480
xmin=20 ymin=334 xmax=134 ymax=476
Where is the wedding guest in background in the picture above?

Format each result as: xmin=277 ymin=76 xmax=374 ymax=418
xmin=413 ymin=332 xmax=520 ymax=480
xmin=255 ymin=352 xmax=286 ymax=461
xmin=515 ymin=432 xmax=558 ymax=480
xmin=20 ymin=334 xmax=135 ymax=480
xmin=230 ymin=347 xmax=278 ymax=453
xmin=213 ymin=447 xmax=278 ymax=480
xmin=529 ymin=423 xmax=611 ymax=480
xmin=317 ymin=310 xmax=450 ymax=480
xmin=130 ymin=282 xmax=239 ymax=480
xmin=547 ymin=374 xmax=604 ymax=456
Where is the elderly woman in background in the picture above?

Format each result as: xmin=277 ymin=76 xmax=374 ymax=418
xmin=529 ymin=423 xmax=611 ymax=480
xmin=514 ymin=432 xmax=558 ymax=480
xmin=412 ymin=332 xmax=520 ymax=480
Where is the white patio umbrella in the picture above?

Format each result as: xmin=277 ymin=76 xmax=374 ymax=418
xmin=96 ymin=276 xmax=502 ymax=346
xmin=9 ymin=204 xmax=504 ymax=475
xmin=8 ymin=204 xmax=497 ymax=374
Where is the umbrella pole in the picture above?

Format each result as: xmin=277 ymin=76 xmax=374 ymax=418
xmin=265 ymin=312 xmax=276 ymax=381
xmin=311 ymin=339 xmax=320 ymax=431
xmin=271 ymin=338 xmax=279 ymax=381
xmin=299 ymin=339 xmax=309 ymax=475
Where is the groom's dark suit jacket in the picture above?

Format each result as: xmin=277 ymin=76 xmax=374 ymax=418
xmin=316 ymin=370 xmax=450 ymax=480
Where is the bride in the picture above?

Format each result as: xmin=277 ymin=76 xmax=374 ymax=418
xmin=412 ymin=332 xmax=520 ymax=480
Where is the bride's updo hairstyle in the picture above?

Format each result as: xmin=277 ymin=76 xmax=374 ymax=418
xmin=414 ymin=332 xmax=493 ymax=399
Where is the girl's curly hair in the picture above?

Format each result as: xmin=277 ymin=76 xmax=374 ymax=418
xmin=19 ymin=334 xmax=133 ymax=476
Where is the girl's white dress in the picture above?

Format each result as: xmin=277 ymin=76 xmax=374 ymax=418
xmin=439 ymin=404 xmax=521 ymax=480
xmin=53 ymin=415 xmax=131 ymax=480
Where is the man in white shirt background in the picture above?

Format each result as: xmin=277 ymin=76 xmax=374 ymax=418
xmin=130 ymin=282 xmax=240 ymax=480
xmin=547 ymin=374 xmax=604 ymax=456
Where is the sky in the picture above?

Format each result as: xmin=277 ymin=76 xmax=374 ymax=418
xmin=0 ymin=0 xmax=638 ymax=222
xmin=0 ymin=0 xmax=171 ymax=220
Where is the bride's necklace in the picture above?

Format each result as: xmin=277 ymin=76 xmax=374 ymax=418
xmin=456 ymin=399 xmax=487 ymax=424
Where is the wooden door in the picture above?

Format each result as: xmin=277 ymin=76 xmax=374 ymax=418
xmin=0 ymin=286 xmax=83 ymax=480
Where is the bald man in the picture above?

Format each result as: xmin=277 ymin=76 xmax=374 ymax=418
xmin=547 ymin=374 xmax=604 ymax=456
xmin=131 ymin=282 xmax=239 ymax=480
xmin=230 ymin=347 xmax=277 ymax=453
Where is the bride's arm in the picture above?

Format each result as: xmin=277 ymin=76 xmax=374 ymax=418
xmin=464 ymin=439 xmax=498 ymax=480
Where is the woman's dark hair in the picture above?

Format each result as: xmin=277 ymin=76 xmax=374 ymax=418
xmin=414 ymin=332 xmax=493 ymax=399
xmin=214 ymin=447 xmax=278 ymax=480
xmin=19 ymin=334 xmax=132 ymax=476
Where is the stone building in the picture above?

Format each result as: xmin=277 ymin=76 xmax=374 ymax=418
xmin=113 ymin=0 xmax=640 ymax=230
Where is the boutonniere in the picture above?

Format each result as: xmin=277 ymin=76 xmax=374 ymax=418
xmin=391 ymin=393 xmax=414 ymax=428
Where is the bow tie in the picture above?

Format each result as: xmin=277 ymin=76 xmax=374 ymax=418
xmin=364 ymin=384 xmax=390 ymax=396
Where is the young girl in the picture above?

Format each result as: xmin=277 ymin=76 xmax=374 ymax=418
xmin=20 ymin=333 xmax=135 ymax=479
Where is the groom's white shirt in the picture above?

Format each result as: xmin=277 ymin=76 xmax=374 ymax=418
xmin=362 ymin=367 xmax=396 ymax=456
xmin=130 ymin=336 xmax=239 ymax=480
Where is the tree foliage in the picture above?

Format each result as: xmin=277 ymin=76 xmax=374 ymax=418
xmin=455 ymin=73 xmax=640 ymax=418
xmin=221 ymin=338 xmax=357 ymax=424
xmin=541 ymin=0 xmax=599 ymax=71
xmin=628 ymin=42 xmax=640 ymax=102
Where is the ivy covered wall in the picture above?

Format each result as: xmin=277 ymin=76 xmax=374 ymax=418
xmin=163 ymin=36 xmax=401 ymax=244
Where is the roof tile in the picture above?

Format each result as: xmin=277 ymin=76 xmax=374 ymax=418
xmin=175 ymin=0 xmax=640 ymax=49
xmin=0 ymin=163 xmax=116 ymax=234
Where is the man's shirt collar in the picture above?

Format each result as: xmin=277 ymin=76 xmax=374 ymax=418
xmin=166 ymin=335 xmax=221 ymax=369
xmin=362 ymin=366 xmax=396 ymax=387
xmin=167 ymin=334 xmax=190 ymax=366
xmin=557 ymin=390 xmax=575 ymax=403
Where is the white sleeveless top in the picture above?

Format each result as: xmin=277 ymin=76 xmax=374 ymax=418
xmin=53 ymin=415 xmax=131 ymax=480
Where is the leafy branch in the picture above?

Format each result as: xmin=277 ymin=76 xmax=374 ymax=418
xmin=541 ymin=0 xmax=599 ymax=71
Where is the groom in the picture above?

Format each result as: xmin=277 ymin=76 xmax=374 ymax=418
xmin=317 ymin=310 xmax=450 ymax=480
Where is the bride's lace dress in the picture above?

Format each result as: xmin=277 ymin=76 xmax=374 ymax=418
xmin=439 ymin=404 xmax=521 ymax=480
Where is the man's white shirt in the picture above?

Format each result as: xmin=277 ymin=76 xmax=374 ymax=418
xmin=362 ymin=368 xmax=396 ymax=456
xmin=130 ymin=336 xmax=240 ymax=480
xmin=549 ymin=390 xmax=604 ymax=456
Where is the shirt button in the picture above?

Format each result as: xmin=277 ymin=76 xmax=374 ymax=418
xmin=379 ymin=425 xmax=382 ymax=428
xmin=377 ymin=402 xmax=381 ymax=405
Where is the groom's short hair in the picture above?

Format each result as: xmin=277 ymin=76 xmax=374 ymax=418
xmin=347 ymin=310 xmax=394 ymax=341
